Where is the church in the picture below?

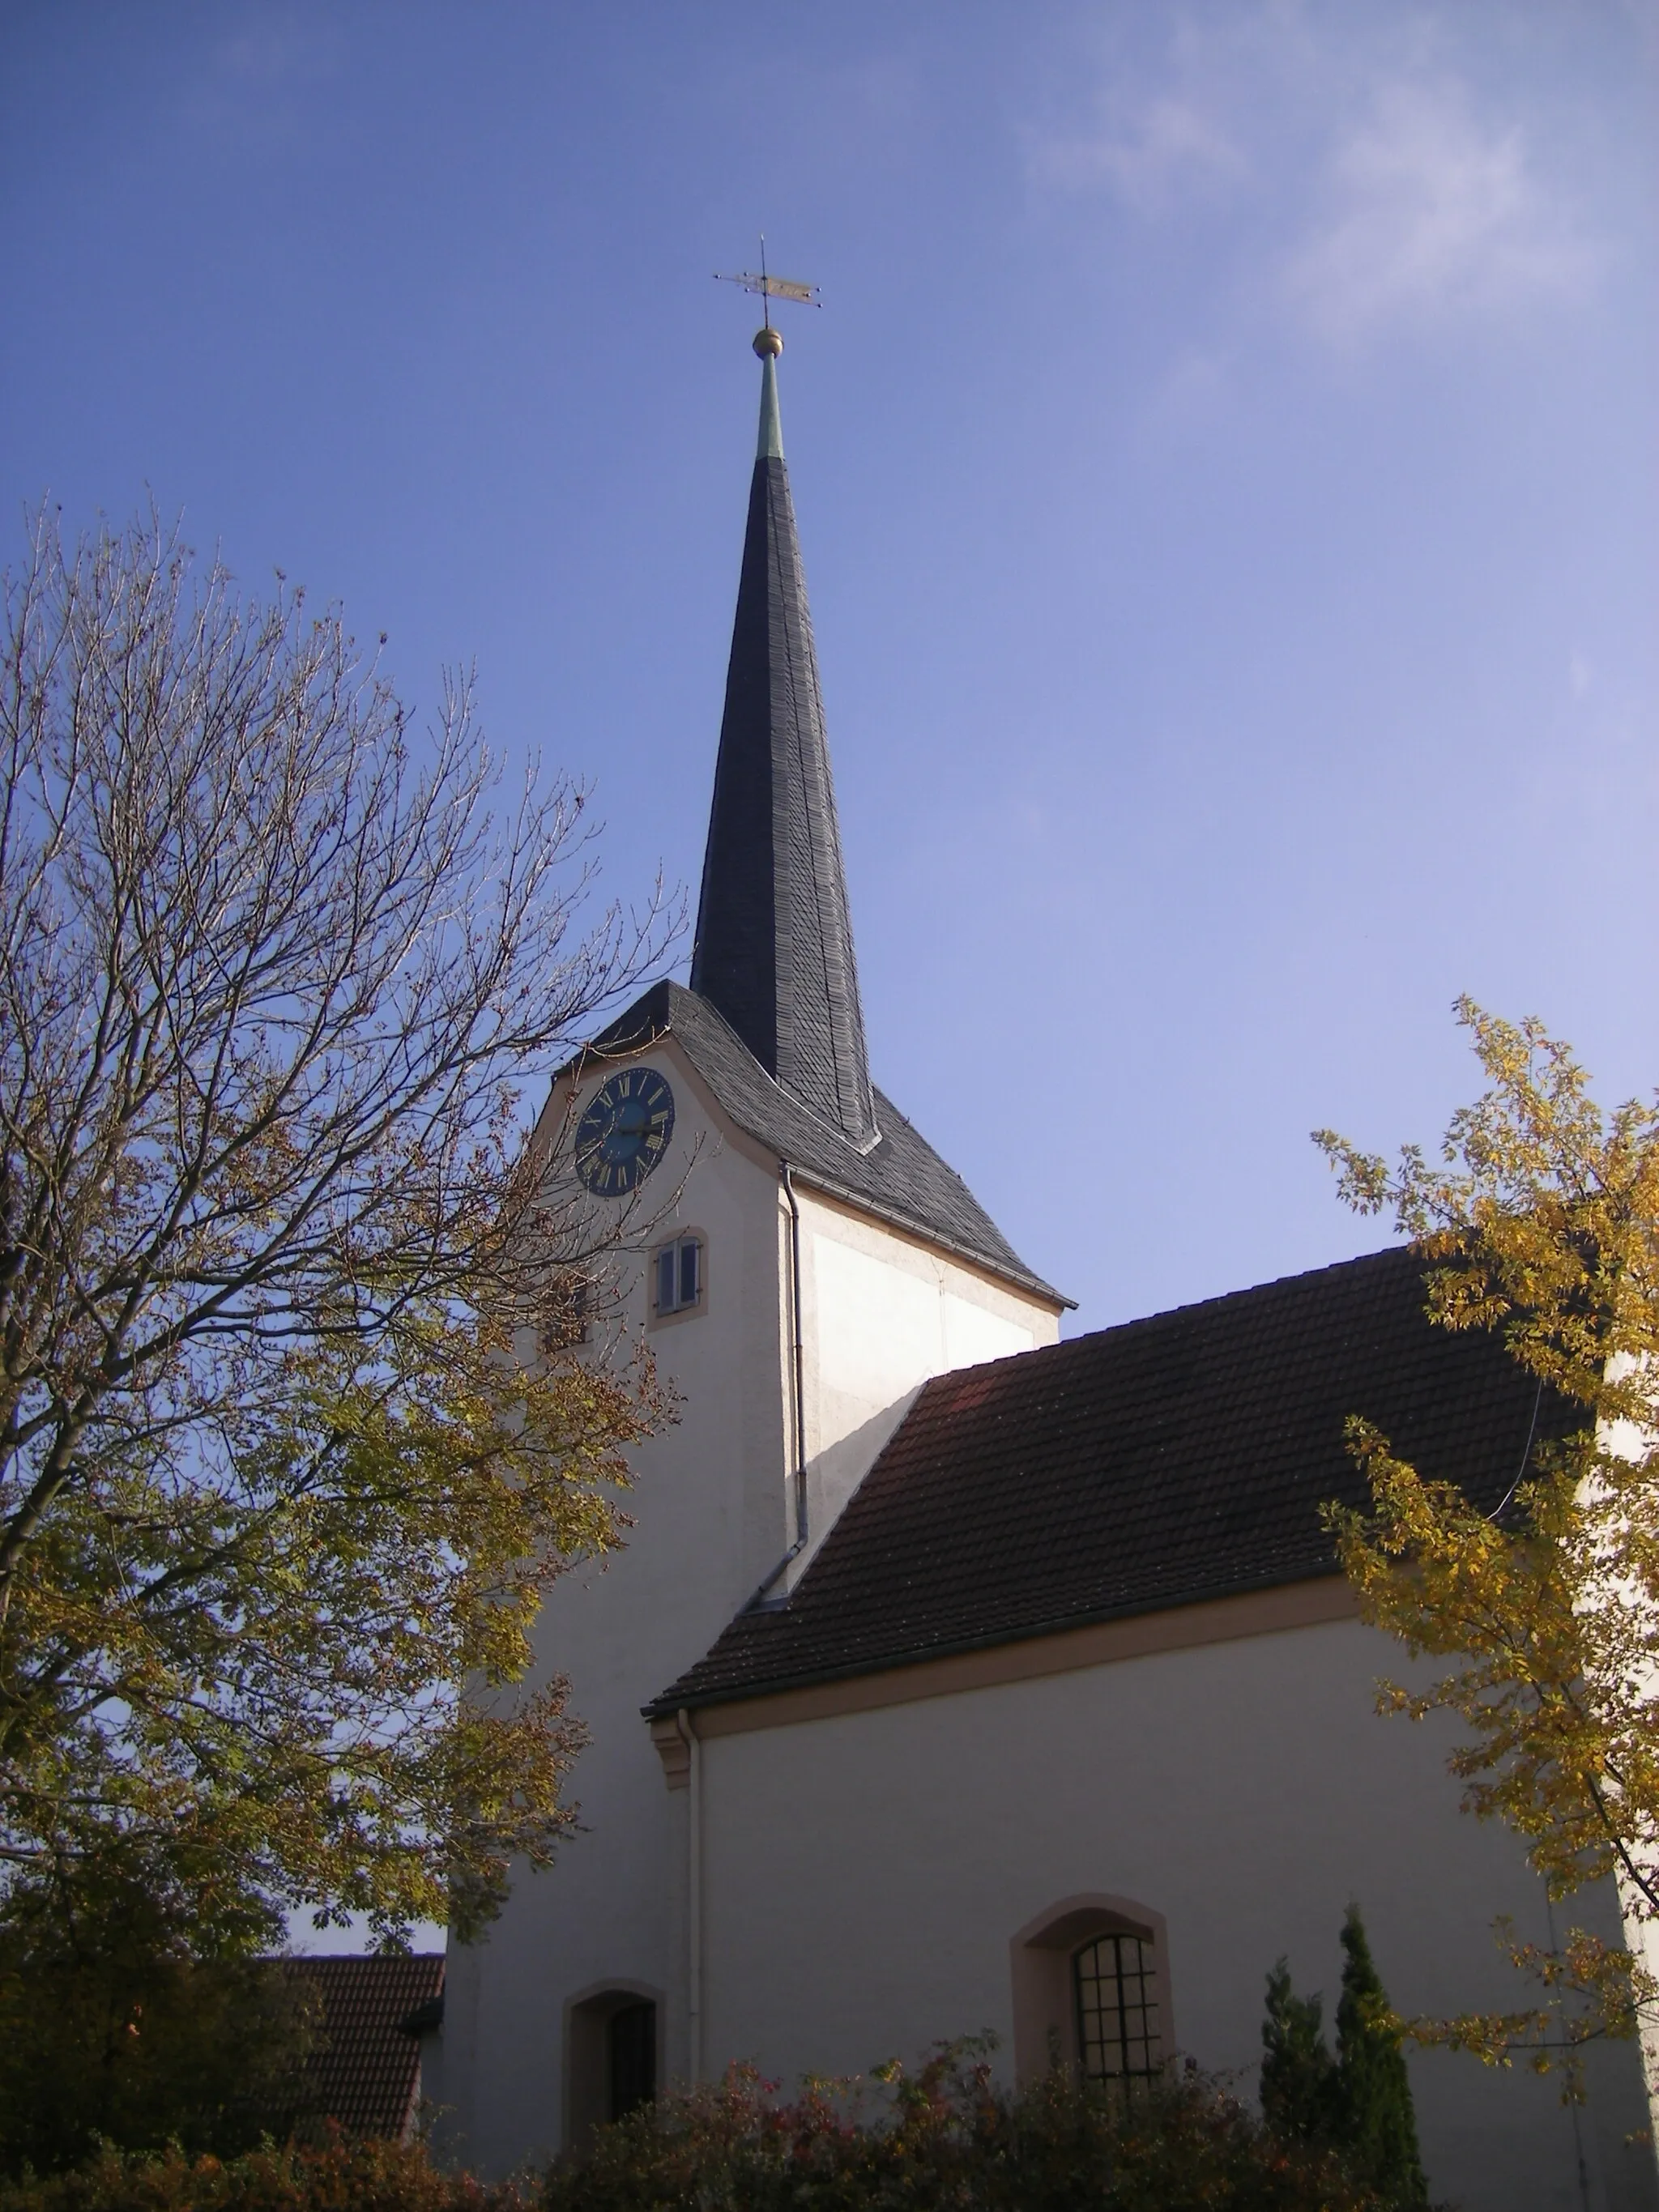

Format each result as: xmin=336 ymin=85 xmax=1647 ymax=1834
xmin=429 ymin=329 xmax=1659 ymax=2211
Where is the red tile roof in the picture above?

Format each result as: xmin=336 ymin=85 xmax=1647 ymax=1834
xmin=284 ymin=1953 xmax=444 ymax=2139
xmin=649 ymin=1247 xmax=1572 ymax=1712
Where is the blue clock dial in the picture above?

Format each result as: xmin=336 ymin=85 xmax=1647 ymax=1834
xmin=574 ymin=1068 xmax=675 ymax=1196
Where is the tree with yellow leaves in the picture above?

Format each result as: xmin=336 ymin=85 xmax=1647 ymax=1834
xmin=0 ymin=509 xmax=674 ymax=1954
xmin=1316 ymin=999 xmax=1659 ymax=2075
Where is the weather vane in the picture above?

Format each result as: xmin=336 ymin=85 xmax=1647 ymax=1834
xmin=714 ymin=236 xmax=820 ymax=356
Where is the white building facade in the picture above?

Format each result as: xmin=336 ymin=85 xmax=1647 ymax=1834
xmin=432 ymin=338 xmax=1659 ymax=2212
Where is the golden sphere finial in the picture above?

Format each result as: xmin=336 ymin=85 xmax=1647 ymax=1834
xmin=753 ymin=324 xmax=784 ymax=359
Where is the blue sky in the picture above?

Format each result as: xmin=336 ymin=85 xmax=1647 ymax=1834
xmin=4 ymin=2 xmax=1655 ymax=1340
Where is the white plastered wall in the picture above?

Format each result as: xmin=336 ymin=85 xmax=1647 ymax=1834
xmin=1593 ymin=1361 xmax=1659 ymax=2157
xmin=437 ymin=1042 xmax=791 ymax=2172
xmin=689 ymin=1613 xmax=1658 ymax=2212
xmin=435 ymin=1046 xmax=1062 ymax=2175
xmin=787 ymin=1185 xmax=1060 ymax=1583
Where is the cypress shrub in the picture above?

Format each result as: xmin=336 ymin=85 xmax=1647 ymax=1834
xmin=1336 ymin=1905 xmax=1427 ymax=2211
xmin=1261 ymin=1957 xmax=1341 ymax=2146
xmin=1259 ymin=1909 xmax=1428 ymax=2212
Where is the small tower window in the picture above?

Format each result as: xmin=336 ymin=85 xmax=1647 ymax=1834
xmin=653 ymin=1235 xmax=703 ymax=1319
xmin=1073 ymin=1932 xmax=1159 ymax=2084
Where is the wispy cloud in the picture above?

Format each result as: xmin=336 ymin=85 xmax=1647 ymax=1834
xmin=1026 ymin=11 xmax=1606 ymax=354
xmin=1285 ymin=79 xmax=1598 ymax=344
xmin=1034 ymin=92 xmax=1245 ymax=210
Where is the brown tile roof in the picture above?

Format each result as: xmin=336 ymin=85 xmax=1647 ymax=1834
xmin=284 ymin=1953 xmax=444 ymax=2139
xmin=648 ymin=1247 xmax=1572 ymax=1714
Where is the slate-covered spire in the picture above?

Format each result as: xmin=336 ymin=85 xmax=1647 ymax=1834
xmin=689 ymin=330 xmax=878 ymax=1148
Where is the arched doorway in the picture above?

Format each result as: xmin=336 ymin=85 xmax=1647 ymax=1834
xmin=564 ymin=1984 xmax=661 ymax=2151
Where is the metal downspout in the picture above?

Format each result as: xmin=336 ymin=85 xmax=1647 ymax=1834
xmin=743 ymin=1161 xmax=810 ymax=1607
xmin=675 ymin=1707 xmax=702 ymax=2081
xmin=782 ymin=1161 xmax=808 ymax=1547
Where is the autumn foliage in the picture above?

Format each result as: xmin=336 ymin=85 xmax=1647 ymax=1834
xmin=1316 ymin=999 xmax=1659 ymax=2069
xmin=0 ymin=509 xmax=674 ymax=1946
xmin=0 ymin=2049 xmax=1410 ymax=2211
xmin=541 ymin=2045 xmax=1392 ymax=2211
xmin=0 ymin=2133 xmax=527 ymax=2212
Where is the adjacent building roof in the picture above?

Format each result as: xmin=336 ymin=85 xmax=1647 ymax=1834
xmin=580 ymin=977 xmax=1064 ymax=1306
xmin=648 ymin=1246 xmax=1572 ymax=1714
xmin=284 ymin=1953 xmax=444 ymax=2141
xmin=689 ymin=348 xmax=877 ymax=1147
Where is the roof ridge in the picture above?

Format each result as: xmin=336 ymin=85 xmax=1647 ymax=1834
xmin=899 ymin=1243 xmax=1417 ymax=1402
xmin=1060 ymin=1242 xmax=1414 ymax=1349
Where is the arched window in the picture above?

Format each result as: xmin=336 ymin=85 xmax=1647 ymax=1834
xmin=1009 ymin=1894 xmax=1171 ymax=2085
xmin=1073 ymin=1930 xmax=1159 ymax=2082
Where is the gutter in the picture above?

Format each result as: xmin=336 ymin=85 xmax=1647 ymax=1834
xmin=674 ymin=1707 xmax=702 ymax=2079
xmin=783 ymin=1161 xmax=808 ymax=1548
xmin=642 ymin=1561 xmax=1351 ymax=1722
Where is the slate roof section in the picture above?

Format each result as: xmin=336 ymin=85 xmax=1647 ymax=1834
xmin=284 ymin=1954 xmax=444 ymax=2141
xmin=689 ymin=355 xmax=877 ymax=1147
xmin=648 ymin=1246 xmax=1573 ymax=1713
xmin=581 ymin=978 xmax=1065 ymax=1306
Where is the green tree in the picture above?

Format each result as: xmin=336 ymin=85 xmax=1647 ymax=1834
xmin=1316 ymin=999 xmax=1659 ymax=2070
xmin=1336 ymin=1906 xmax=1427 ymax=2209
xmin=1260 ymin=1913 xmax=1425 ymax=2208
xmin=1261 ymin=1956 xmax=1339 ymax=2146
xmin=0 ymin=1846 xmax=322 ymax=2173
xmin=0 ymin=509 xmax=675 ymax=1947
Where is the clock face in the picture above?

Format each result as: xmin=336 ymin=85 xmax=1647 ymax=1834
xmin=574 ymin=1067 xmax=675 ymax=1196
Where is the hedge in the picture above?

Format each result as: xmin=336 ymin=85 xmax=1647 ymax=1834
xmin=0 ymin=2135 xmax=527 ymax=2212
xmin=0 ymin=2048 xmax=1410 ymax=2211
xmin=542 ymin=2045 xmax=1395 ymax=2211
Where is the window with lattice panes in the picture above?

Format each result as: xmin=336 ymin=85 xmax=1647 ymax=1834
xmin=1073 ymin=1931 xmax=1159 ymax=2082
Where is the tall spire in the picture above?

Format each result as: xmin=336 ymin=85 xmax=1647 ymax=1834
xmin=689 ymin=330 xmax=877 ymax=1148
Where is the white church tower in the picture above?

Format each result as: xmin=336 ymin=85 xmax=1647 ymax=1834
xmin=435 ymin=324 xmax=1066 ymax=2170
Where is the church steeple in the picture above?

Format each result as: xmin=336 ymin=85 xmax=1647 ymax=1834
xmin=689 ymin=330 xmax=877 ymax=1148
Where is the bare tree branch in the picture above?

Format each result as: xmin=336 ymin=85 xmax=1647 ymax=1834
xmin=0 ymin=505 xmax=679 ymax=1941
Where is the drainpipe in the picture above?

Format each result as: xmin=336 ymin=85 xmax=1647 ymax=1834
xmin=744 ymin=1162 xmax=810 ymax=1608
xmin=675 ymin=1707 xmax=702 ymax=2081
xmin=781 ymin=1162 xmax=808 ymax=1548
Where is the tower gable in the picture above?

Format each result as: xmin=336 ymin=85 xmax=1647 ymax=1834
xmin=578 ymin=979 xmax=1063 ymax=1306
